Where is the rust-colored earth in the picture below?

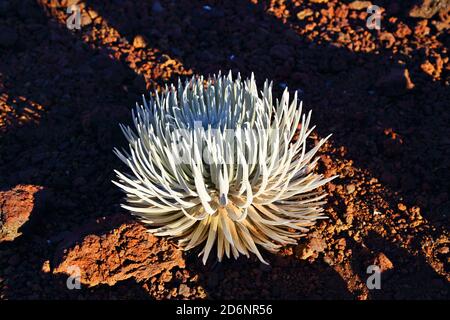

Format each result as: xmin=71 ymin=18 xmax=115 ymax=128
xmin=0 ymin=0 xmax=449 ymax=299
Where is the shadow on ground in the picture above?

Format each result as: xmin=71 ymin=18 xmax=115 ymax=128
xmin=0 ymin=0 xmax=448 ymax=299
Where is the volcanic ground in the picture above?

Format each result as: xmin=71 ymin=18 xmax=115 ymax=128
xmin=0 ymin=0 xmax=449 ymax=299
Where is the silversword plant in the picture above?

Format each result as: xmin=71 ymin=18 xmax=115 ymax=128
xmin=113 ymin=72 xmax=336 ymax=264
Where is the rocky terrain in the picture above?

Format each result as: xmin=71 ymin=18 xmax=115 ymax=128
xmin=0 ymin=0 xmax=449 ymax=299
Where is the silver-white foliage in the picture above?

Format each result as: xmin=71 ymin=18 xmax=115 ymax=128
xmin=113 ymin=72 xmax=336 ymax=264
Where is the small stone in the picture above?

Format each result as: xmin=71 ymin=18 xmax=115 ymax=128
xmin=345 ymin=211 xmax=354 ymax=225
xmin=379 ymin=32 xmax=396 ymax=49
xmin=87 ymin=9 xmax=99 ymax=20
xmin=432 ymin=19 xmax=450 ymax=31
xmin=296 ymin=237 xmax=326 ymax=260
xmin=421 ymin=60 xmax=436 ymax=77
xmin=437 ymin=247 xmax=449 ymax=254
xmin=415 ymin=20 xmax=431 ymax=36
xmin=160 ymin=270 xmax=172 ymax=282
xmin=197 ymin=286 xmax=207 ymax=299
xmin=348 ymin=1 xmax=373 ymax=10
xmin=42 ymin=260 xmax=51 ymax=273
xmin=336 ymin=238 xmax=347 ymax=249
xmin=133 ymin=35 xmax=147 ymax=49
xmin=372 ymin=253 xmax=394 ymax=272
xmin=395 ymin=22 xmax=413 ymax=38
xmin=178 ymin=284 xmax=191 ymax=297
xmin=297 ymin=9 xmax=313 ymax=20
xmin=63 ymin=0 xmax=81 ymax=6
xmin=81 ymin=12 xmax=92 ymax=26
xmin=409 ymin=0 xmax=450 ymax=19
xmin=309 ymin=237 xmax=327 ymax=252
xmin=297 ymin=245 xmax=314 ymax=260
xmin=0 ymin=185 xmax=43 ymax=242
xmin=404 ymin=69 xmax=415 ymax=89
xmin=346 ymin=184 xmax=356 ymax=194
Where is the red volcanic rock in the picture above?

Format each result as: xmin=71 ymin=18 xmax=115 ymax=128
xmin=372 ymin=252 xmax=394 ymax=272
xmin=53 ymin=214 xmax=185 ymax=287
xmin=409 ymin=0 xmax=450 ymax=19
xmin=0 ymin=185 xmax=43 ymax=242
xmin=296 ymin=235 xmax=327 ymax=260
xmin=348 ymin=1 xmax=373 ymax=11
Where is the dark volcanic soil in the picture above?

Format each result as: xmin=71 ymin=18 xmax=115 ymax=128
xmin=0 ymin=0 xmax=449 ymax=299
